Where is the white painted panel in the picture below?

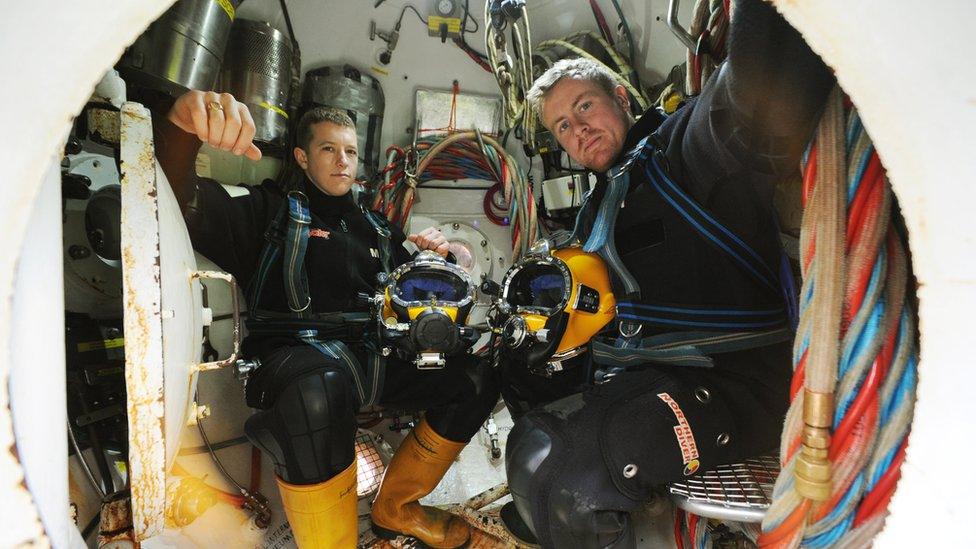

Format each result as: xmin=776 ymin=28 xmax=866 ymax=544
xmin=9 ymin=159 xmax=74 ymax=547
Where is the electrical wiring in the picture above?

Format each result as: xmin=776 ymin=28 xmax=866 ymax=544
xmin=372 ymin=132 xmax=538 ymax=259
xmin=485 ymin=0 xmax=535 ymax=150
xmin=588 ymin=0 xmax=615 ymax=46
xmin=608 ymin=0 xmax=641 ymax=90
xmin=536 ymin=35 xmax=648 ymax=111
xmin=758 ymin=93 xmax=918 ymax=547
xmin=398 ymin=3 xmax=428 ymax=27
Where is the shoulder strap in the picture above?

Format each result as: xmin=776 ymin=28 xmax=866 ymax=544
xmin=282 ymin=191 xmax=313 ymax=318
xmin=362 ymin=207 xmax=393 ymax=274
xmin=247 ymin=194 xmax=290 ymax=310
xmin=579 ymin=135 xmax=653 ymax=301
xmin=642 ymin=149 xmax=782 ymax=296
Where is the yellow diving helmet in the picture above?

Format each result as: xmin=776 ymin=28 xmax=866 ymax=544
xmin=376 ymin=250 xmax=478 ymax=368
xmin=498 ymin=239 xmax=616 ymax=375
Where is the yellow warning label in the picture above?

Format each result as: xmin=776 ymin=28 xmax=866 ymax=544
xmin=258 ymin=100 xmax=289 ymax=118
xmin=215 ymin=0 xmax=235 ymax=21
xmin=77 ymin=337 xmax=124 ymax=352
xmin=428 ymin=16 xmax=462 ymax=34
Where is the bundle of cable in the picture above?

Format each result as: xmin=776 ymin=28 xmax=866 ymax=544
xmin=371 ymin=132 xmax=538 ymax=259
xmin=758 ymin=88 xmax=918 ymax=548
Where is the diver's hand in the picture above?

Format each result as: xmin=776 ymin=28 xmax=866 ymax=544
xmin=408 ymin=227 xmax=450 ymax=257
xmin=167 ymin=90 xmax=262 ymax=161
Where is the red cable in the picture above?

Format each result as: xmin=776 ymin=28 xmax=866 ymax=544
xmin=688 ymin=513 xmax=700 ymax=546
xmin=790 ymin=348 xmax=808 ymax=402
xmin=674 ymin=508 xmax=686 ymax=549
xmin=853 ymin=438 xmax=908 ymax=526
xmin=588 ymin=0 xmax=615 ymax=46
xmin=830 ymin=360 xmax=881 ymax=461
xmin=801 ymin=145 xmax=818 ymax=207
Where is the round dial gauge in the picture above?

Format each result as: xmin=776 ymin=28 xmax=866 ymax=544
xmin=437 ymin=0 xmax=455 ymax=16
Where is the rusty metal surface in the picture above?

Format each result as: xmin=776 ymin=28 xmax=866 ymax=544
xmin=357 ymin=483 xmax=524 ymax=549
xmin=462 ymin=483 xmax=509 ymax=511
xmin=361 ymin=527 xmax=510 ymax=549
xmin=120 ymin=101 xmax=167 ymax=540
xmin=87 ymin=107 xmax=121 ymax=144
xmin=98 ymin=496 xmax=135 ymax=546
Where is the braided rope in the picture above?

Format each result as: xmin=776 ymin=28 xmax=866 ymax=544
xmin=759 ymin=91 xmax=919 ymax=547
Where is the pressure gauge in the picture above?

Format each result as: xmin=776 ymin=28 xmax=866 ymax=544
xmin=436 ymin=0 xmax=456 ymax=16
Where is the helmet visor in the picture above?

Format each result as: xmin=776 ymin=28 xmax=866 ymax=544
xmin=395 ymin=269 xmax=470 ymax=304
xmin=506 ymin=262 xmax=568 ymax=313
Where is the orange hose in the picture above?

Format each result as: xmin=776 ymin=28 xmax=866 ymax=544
xmin=759 ymin=499 xmax=811 ymax=547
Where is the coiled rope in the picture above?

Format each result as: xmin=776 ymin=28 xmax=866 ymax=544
xmin=758 ymin=88 xmax=919 ymax=547
xmin=371 ymin=132 xmax=538 ymax=259
xmin=485 ymin=0 xmax=535 ymax=149
xmin=535 ymin=31 xmax=649 ymax=112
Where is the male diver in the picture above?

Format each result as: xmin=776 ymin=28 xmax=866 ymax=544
xmin=500 ymin=0 xmax=835 ymax=547
xmin=154 ymin=94 xmax=497 ymax=548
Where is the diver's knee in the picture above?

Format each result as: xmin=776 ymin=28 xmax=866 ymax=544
xmin=505 ymin=414 xmax=554 ymax=534
xmin=244 ymin=368 xmax=357 ymax=484
xmin=464 ymin=357 xmax=500 ymax=412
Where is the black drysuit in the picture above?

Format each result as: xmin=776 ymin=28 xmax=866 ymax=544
xmin=156 ymin=121 xmax=499 ymax=485
xmin=502 ymin=1 xmax=835 ymax=547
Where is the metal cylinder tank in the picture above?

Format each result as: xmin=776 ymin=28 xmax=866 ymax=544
xmin=219 ymin=19 xmax=294 ymax=146
xmin=302 ymin=65 xmax=385 ymax=179
xmin=118 ymin=0 xmax=238 ymax=96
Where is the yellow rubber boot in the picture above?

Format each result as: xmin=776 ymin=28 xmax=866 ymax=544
xmin=371 ymin=419 xmax=471 ymax=548
xmin=277 ymin=460 xmax=357 ymax=549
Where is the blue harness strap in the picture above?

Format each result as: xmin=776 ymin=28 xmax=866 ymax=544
xmin=570 ymin=134 xmax=794 ymax=367
xmin=590 ymin=326 xmax=793 ymax=369
xmin=245 ymin=188 xmax=392 ymax=405
xmin=284 ymin=191 xmax=312 ymax=318
xmin=582 ymin=154 xmax=643 ymax=298
xmin=296 ymin=330 xmax=384 ymax=407
xmin=642 ymin=151 xmax=781 ymax=296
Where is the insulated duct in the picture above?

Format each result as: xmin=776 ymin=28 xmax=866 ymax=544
xmin=219 ymin=19 xmax=295 ymax=146
xmin=302 ymin=65 xmax=385 ymax=180
xmin=118 ymin=0 xmax=239 ymax=96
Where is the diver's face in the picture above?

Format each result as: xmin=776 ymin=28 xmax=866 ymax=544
xmin=294 ymin=122 xmax=359 ymax=196
xmin=541 ymin=78 xmax=632 ymax=172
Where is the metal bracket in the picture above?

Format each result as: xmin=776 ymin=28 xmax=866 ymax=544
xmin=191 ymin=271 xmax=241 ymax=372
xmin=667 ymin=0 xmax=697 ymax=51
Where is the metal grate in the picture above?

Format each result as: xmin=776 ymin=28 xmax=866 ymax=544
xmin=355 ymin=431 xmax=386 ymax=498
xmin=667 ymin=454 xmax=780 ymax=523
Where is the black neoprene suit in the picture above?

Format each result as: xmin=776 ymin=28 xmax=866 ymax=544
xmin=154 ymin=119 xmax=499 ymax=486
xmin=502 ymin=0 xmax=835 ymax=547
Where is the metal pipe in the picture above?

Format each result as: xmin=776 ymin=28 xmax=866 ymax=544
xmin=667 ymin=0 xmax=696 ymax=51
xmin=67 ymin=419 xmax=107 ymax=500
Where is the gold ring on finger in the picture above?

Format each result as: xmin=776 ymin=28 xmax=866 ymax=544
xmin=207 ymin=100 xmax=224 ymax=113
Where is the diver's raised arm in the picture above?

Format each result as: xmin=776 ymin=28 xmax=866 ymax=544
xmin=683 ymin=0 xmax=835 ymax=181
xmin=154 ymin=90 xmax=261 ymax=209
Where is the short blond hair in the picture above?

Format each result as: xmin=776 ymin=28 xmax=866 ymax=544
xmin=526 ymin=58 xmax=620 ymax=124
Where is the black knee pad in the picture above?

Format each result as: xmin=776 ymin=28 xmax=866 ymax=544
xmin=506 ymin=396 xmax=638 ymax=549
xmin=244 ymin=368 xmax=357 ymax=484
xmin=505 ymin=414 xmax=553 ymax=538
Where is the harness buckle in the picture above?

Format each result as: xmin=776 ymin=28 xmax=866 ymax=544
xmin=289 ymin=295 xmax=312 ymax=313
xmin=618 ymin=320 xmax=642 ymax=339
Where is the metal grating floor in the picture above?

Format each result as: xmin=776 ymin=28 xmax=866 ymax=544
xmin=667 ymin=454 xmax=780 ymax=523
xmin=355 ymin=431 xmax=386 ymax=498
